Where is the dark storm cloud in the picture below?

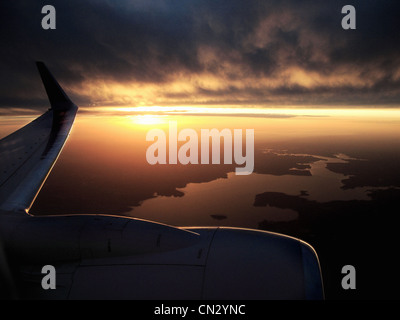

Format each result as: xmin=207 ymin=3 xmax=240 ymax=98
xmin=1 ymin=0 xmax=400 ymax=109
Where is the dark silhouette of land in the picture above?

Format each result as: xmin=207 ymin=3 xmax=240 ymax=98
xmin=327 ymin=156 xmax=400 ymax=189
xmin=210 ymin=214 xmax=227 ymax=220
xmin=255 ymin=188 xmax=400 ymax=299
xmin=253 ymin=149 xmax=322 ymax=176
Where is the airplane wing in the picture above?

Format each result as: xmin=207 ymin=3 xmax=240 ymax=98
xmin=0 ymin=62 xmax=78 ymax=213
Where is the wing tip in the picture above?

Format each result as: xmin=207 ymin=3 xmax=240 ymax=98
xmin=36 ymin=61 xmax=75 ymax=111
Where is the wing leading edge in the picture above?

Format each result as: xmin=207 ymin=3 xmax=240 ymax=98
xmin=0 ymin=62 xmax=78 ymax=213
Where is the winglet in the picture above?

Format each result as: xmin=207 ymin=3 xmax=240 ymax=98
xmin=36 ymin=61 xmax=74 ymax=110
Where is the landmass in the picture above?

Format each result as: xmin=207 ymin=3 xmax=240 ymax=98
xmin=210 ymin=214 xmax=227 ymax=220
xmin=253 ymin=149 xmax=322 ymax=176
xmin=327 ymin=156 xmax=400 ymax=189
xmin=254 ymin=188 xmax=400 ymax=299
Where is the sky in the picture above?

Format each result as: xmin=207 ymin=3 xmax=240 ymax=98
xmin=1 ymin=0 xmax=400 ymax=111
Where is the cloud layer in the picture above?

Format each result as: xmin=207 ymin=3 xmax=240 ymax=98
xmin=1 ymin=0 xmax=400 ymax=109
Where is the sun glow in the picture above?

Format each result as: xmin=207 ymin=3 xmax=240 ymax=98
xmin=130 ymin=114 xmax=167 ymax=126
xmin=81 ymin=105 xmax=400 ymax=120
